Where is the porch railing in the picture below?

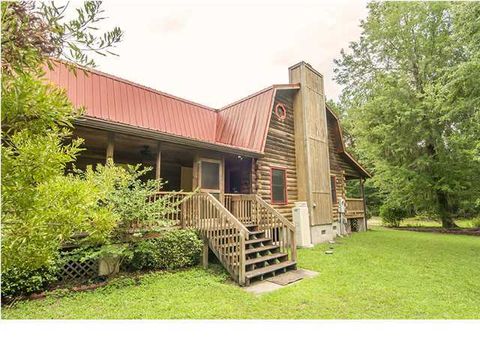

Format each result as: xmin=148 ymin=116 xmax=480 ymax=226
xmin=224 ymin=194 xmax=296 ymax=263
xmin=346 ymin=198 xmax=365 ymax=218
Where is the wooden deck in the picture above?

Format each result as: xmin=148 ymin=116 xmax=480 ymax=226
xmin=346 ymin=198 xmax=365 ymax=219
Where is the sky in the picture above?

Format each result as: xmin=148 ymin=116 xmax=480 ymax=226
xmin=79 ymin=1 xmax=369 ymax=109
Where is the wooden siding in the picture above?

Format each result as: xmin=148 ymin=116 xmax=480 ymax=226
xmin=327 ymin=111 xmax=362 ymax=178
xmin=289 ymin=62 xmax=333 ymax=225
xmin=255 ymin=91 xmax=298 ymax=220
xmin=327 ymin=112 xmax=363 ymax=221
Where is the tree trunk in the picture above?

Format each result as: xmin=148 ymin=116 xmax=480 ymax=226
xmin=436 ymin=190 xmax=458 ymax=228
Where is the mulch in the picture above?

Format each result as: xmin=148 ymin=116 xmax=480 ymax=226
xmin=1 ymin=281 xmax=110 ymax=307
xmin=396 ymin=227 xmax=480 ymax=236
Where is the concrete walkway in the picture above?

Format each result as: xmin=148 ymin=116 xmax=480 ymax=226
xmin=244 ymin=268 xmax=318 ymax=295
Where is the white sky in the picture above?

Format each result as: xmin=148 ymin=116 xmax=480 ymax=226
xmin=82 ymin=0 xmax=368 ymax=108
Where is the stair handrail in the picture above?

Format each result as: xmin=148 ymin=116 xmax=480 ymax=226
xmin=253 ymin=195 xmax=297 ymax=262
xmin=254 ymin=195 xmax=295 ymax=232
xmin=201 ymin=192 xmax=250 ymax=237
xmin=188 ymin=192 xmax=249 ymax=285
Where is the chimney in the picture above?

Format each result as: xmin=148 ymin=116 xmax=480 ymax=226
xmin=288 ymin=62 xmax=333 ymax=231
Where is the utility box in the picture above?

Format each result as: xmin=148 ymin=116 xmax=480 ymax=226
xmin=292 ymin=201 xmax=313 ymax=248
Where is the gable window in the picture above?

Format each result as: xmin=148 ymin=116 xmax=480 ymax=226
xmin=271 ymin=167 xmax=287 ymax=204
xmin=331 ymin=175 xmax=337 ymax=204
xmin=275 ymin=103 xmax=287 ymax=121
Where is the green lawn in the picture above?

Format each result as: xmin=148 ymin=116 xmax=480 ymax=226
xmin=2 ymin=228 xmax=479 ymax=319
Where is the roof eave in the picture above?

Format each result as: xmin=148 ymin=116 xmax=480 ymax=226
xmin=76 ymin=116 xmax=264 ymax=158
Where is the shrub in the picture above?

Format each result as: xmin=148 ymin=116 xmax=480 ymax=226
xmin=83 ymin=162 xmax=176 ymax=239
xmin=471 ymin=217 xmax=480 ymax=228
xmin=1 ymin=174 xmax=119 ymax=274
xmin=380 ymin=202 xmax=408 ymax=227
xmin=1 ymin=261 xmax=58 ymax=299
xmin=127 ymin=230 xmax=202 ymax=271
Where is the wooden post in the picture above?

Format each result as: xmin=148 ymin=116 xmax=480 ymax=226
xmin=219 ymin=156 xmax=225 ymax=203
xmin=155 ymin=142 xmax=162 ymax=180
xmin=290 ymin=229 xmax=297 ymax=262
xmin=202 ymin=237 xmax=209 ymax=269
xmin=192 ymin=154 xmax=200 ymax=189
xmin=238 ymin=232 xmax=246 ymax=286
xmin=360 ymin=178 xmax=367 ymax=231
xmin=106 ymin=132 xmax=115 ymax=163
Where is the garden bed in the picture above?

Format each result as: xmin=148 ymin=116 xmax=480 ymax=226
xmin=397 ymin=227 xmax=480 ymax=236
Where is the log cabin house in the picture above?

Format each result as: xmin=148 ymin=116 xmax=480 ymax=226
xmin=45 ymin=61 xmax=370 ymax=285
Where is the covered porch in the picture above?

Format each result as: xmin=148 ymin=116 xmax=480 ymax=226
xmin=71 ymin=125 xmax=297 ymax=286
xmin=72 ymin=125 xmax=255 ymax=198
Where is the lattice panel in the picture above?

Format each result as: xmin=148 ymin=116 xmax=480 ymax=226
xmin=58 ymin=259 xmax=98 ymax=282
xmin=350 ymin=218 xmax=359 ymax=232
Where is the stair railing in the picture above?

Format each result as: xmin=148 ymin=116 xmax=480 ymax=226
xmin=180 ymin=192 xmax=250 ymax=285
xmin=252 ymin=195 xmax=297 ymax=263
xmin=224 ymin=194 xmax=297 ymax=263
xmin=223 ymin=194 xmax=256 ymax=225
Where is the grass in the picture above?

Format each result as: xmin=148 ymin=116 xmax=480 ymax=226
xmin=2 ymin=228 xmax=479 ymax=319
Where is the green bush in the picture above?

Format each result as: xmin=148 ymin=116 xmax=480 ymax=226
xmin=471 ymin=217 xmax=480 ymax=228
xmin=127 ymin=230 xmax=202 ymax=271
xmin=82 ymin=162 xmax=176 ymax=239
xmin=1 ymin=261 xmax=58 ymax=299
xmin=380 ymin=202 xmax=408 ymax=227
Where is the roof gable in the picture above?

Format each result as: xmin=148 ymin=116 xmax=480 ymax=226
xmin=325 ymin=105 xmax=371 ymax=178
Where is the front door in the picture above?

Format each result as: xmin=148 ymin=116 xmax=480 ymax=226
xmin=197 ymin=158 xmax=223 ymax=201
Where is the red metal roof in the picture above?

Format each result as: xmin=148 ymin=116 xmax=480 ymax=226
xmin=44 ymin=62 xmax=218 ymax=145
xmin=216 ymin=87 xmax=275 ymax=152
xmin=44 ymin=61 xmax=298 ymax=154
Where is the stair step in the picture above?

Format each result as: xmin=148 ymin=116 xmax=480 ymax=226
xmin=245 ymin=237 xmax=271 ymax=245
xmin=245 ymin=244 xmax=279 ymax=255
xmin=245 ymin=253 xmax=288 ymax=265
xmin=249 ymin=230 xmax=265 ymax=235
xmin=246 ymin=261 xmax=296 ymax=279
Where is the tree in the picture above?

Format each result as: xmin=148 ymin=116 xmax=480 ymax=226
xmin=1 ymin=1 xmax=122 ymax=75
xmin=334 ymin=2 xmax=480 ymax=228
xmin=1 ymin=1 xmax=122 ymax=275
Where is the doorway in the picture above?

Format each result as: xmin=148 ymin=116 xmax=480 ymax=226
xmin=198 ymin=158 xmax=223 ymax=200
xmin=225 ymin=156 xmax=252 ymax=194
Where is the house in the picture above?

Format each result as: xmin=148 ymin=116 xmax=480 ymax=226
xmin=45 ymin=61 xmax=370 ymax=285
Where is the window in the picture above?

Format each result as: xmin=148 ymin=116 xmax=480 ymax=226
xmin=331 ymin=175 xmax=337 ymax=204
xmin=275 ymin=103 xmax=287 ymax=121
xmin=271 ymin=168 xmax=287 ymax=204
xmin=201 ymin=161 xmax=220 ymax=190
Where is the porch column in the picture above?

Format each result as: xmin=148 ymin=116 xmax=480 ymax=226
xmin=106 ymin=132 xmax=115 ymax=163
xmin=360 ymin=178 xmax=367 ymax=231
xmin=155 ymin=141 xmax=162 ymax=180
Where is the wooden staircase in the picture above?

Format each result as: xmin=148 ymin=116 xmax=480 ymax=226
xmin=243 ymin=224 xmax=296 ymax=285
xmin=153 ymin=192 xmax=297 ymax=286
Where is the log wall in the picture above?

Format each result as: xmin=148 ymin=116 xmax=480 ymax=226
xmin=255 ymin=91 xmax=298 ymax=220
